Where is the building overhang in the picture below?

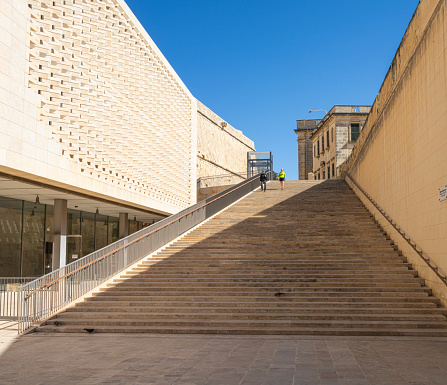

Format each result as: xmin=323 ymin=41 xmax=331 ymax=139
xmin=0 ymin=172 xmax=167 ymax=223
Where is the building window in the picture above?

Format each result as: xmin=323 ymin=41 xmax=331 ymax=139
xmin=327 ymin=166 xmax=330 ymax=179
xmin=332 ymin=127 xmax=334 ymax=142
xmin=317 ymin=142 xmax=320 ymax=156
xmin=350 ymin=123 xmax=360 ymax=142
xmin=332 ymin=163 xmax=335 ymax=177
xmin=321 ymin=135 xmax=324 ymax=150
xmin=322 ymin=171 xmax=325 ymax=179
xmin=326 ymin=131 xmax=329 ymax=148
xmin=318 ymin=173 xmax=320 ymax=180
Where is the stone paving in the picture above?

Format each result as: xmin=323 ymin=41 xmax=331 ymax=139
xmin=1 ymin=330 xmax=447 ymax=385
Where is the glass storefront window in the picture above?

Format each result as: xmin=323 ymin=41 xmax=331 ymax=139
xmin=44 ymin=205 xmax=54 ymax=275
xmin=108 ymin=216 xmax=119 ymax=244
xmin=0 ymin=197 xmax=23 ymax=277
xmin=67 ymin=209 xmax=81 ymax=236
xmin=0 ymin=193 xmax=151 ymax=277
xmin=95 ymin=214 xmax=108 ymax=250
xmin=81 ymin=211 xmax=95 ymax=258
xmin=66 ymin=209 xmax=82 ymax=264
xmin=129 ymin=219 xmax=139 ymax=235
xmin=22 ymin=201 xmax=45 ymax=277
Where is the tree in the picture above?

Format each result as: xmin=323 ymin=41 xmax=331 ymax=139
xmin=272 ymin=171 xmax=278 ymax=180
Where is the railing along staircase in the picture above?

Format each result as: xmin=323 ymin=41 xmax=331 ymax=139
xmin=34 ymin=179 xmax=447 ymax=336
xmin=18 ymin=174 xmax=263 ymax=333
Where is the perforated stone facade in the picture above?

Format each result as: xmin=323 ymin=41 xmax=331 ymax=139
xmin=1 ymin=0 xmax=253 ymax=217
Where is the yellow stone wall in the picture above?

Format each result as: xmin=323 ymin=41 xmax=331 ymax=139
xmin=343 ymin=0 xmax=447 ymax=304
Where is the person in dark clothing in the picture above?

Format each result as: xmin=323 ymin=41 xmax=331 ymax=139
xmin=260 ymin=171 xmax=268 ymax=191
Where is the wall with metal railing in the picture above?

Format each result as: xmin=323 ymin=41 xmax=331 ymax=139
xmin=343 ymin=171 xmax=447 ymax=306
xmin=18 ymin=174 xmax=264 ymax=333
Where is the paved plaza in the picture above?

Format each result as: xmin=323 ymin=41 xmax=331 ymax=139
xmin=1 ymin=324 xmax=447 ymax=385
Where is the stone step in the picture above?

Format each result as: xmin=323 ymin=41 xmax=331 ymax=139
xmin=147 ymin=255 xmax=407 ymax=262
xmin=86 ymin=293 xmax=437 ymax=302
xmin=76 ymin=299 xmax=442 ymax=308
xmin=53 ymin=312 xmax=447 ymax=322
xmin=41 ymin=318 xmax=447 ymax=330
xmin=138 ymin=259 xmax=406 ymax=266
xmin=120 ymin=273 xmax=420 ymax=280
xmin=129 ymin=263 xmax=414 ymax=270
xmin=98 ymin=286 xmax=431 ymax=294
xmin=35 ymin=324 xmax=447 ymax=337
xmin=106 ymin=281 xmax=426 ymax=288
xmin=151 ymin=252 xmax=404 ymax=257
xmin=66 ymin=305 xmax=447 ymax=316
xmin=122 ymin=269 xmax=417 ymax=276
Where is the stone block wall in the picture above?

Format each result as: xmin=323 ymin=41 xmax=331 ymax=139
xmin=342 ymin=0 xmax=447 ymax=304
xmin=197 ymin=101 xmax=255 ymax=188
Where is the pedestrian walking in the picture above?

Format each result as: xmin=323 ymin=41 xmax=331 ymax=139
xmin=278 ymin=168 xmax=286 ymax=190
xmin=260 ymin=170 xmax=268 ymax=191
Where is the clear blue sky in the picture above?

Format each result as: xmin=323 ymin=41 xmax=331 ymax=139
xmin=126 ymin=0 xmax=420 ymax=180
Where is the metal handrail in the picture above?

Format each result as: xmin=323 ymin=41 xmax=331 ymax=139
xmin=18 ymin=173 xmax=266 ymax=333
xmin=343 ymin=171 xmax=447 ymax=286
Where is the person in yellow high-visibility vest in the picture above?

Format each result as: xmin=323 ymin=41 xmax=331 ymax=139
xmin=278 ymin=168 xmax=286 ymax=190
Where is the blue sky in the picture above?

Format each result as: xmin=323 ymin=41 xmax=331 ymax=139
xmin=126 ymin=0 xmax=420 ymax=180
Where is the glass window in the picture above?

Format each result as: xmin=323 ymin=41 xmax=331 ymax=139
xmin=81 ymin=211 xmax=95 ymax=258
xmin=0 ymin=197 xmax=23 ymax=277
xmin=108 ymin=216 xmax=119 ymax=244
xmin=67 ymin=209 xmax=81 ymax=236
xmin=326 ymin=131 xmax=329 ymax=147
xmin=351 ymin=123 xmax=360 ymax=142
xmin=22 ymin=201 xmax=45 ymax=277
xmin=327 ymin=166 xmax=330 ymax=179
xmin=95 ymin=214 xmax=108 ymax=250
xmin=44 ymin=205 xmax=54 ymax=275
xmin=321 ymin=135 xmax=324 ymax=150
xmin=129 ymin=219 xmax=139 ymax=235
xmin=332 ymin=163 xmax=335 ymax=177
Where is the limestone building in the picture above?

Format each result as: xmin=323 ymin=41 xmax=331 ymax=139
xmin=310 ymin=105 xmax=371 ymax=180
xmin=295 ymin=119 xmax=319 ymax=180
xmin=0 ymin=0 xmax=254 ymax=278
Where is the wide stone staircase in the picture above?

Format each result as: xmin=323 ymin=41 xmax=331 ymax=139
xmin=38 ymin=180 xmax=447 ymax=336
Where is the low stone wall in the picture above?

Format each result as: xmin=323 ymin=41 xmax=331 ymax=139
xmin=197 ymin=185 xmax=234 ymax=202
xmin=197 ymin=101 xmax=255 ymax=188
